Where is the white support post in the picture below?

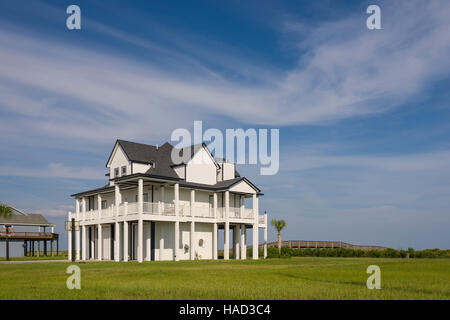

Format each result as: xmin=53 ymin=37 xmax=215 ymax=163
xmin=75 ymin=200 xmax=80 ymax=261
xmin=213 ymin=223 xmax=218 ymax=260
xmin=138 ymin=178 xmax=144 ymax=263
xmin=252 ymin=194 xmax=259 ymax=260
xmin=240 ymin=196 xmax=244 ymax=218
xmin=213 ymin=193 xmax=217 ymax=218
xmin=224 ymin=191 xmax=230 ymax=260
xmin=145 ymin=222 xmax=151 ymax=261
xmin=190 ymin=189 xmax=195 ymax=217
xmin=234 ymin=225 xmax=240 ymax=259
xmin=67 ymin=212 xmax=72 ymax=261
xmin=115 ymin=222 xmax=120 ymax=262
xmin=174 ymin=183 xmax=179 ymax=261
xmin=90 ymin=226 xmax=94 ymax=259
xmin=264 ymin=212 xmax=268 ymax=259
xmin=190 ymin=189 xmax=195 ymax=260
xmin=97 ymin=194 xmax=102 ymax=219
xmin=241 ymin=224 xmax=246 ymax=259
xmin=75 ymin=198 xmax=80 ymax=220
xmin=97 ymin=224 xmax=102 ymax=261
xmin=123 ymin=221 xmax=128 ymax=262
xmin=190 ymin=220 xmax=195 ymax=260
xmin=115 ymin=185 xmax=120 ymax=217
xmin=81 ymin=225 xmax=86 ymax=261
xmin=75 ymin=224 xmax=80 ymax=261
xmin=82 ymin=197 xmax=86 ymax=221
xmin=160 ymin=186 xmax=165 ymax=213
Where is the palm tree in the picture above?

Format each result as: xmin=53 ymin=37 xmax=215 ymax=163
xmin=0 ymin=203 xmax=13 ymax=218
xmin=271 ymin=219 xmax=286 ymax=256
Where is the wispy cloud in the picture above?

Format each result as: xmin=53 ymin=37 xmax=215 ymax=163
xmin=0 ymin=163 xmax=103 ymax=180
xmin=283 ymin=150 xmax=450 ymax=172
xmin=0 ymin=0 xmax=449 ymax=152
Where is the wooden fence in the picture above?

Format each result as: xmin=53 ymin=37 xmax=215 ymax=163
xmin=260 ymin=240 xmax=387 ymax=251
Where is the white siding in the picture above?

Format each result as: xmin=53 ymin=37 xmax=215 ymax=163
xmin=108 ymin=145 xmax=130 ymax=179
xmin=222 ymin=163 xmax=235 ymax=180
xmin=186 ymin=147 xmax=217 ymax=185
xmin=132 ymin=162 xmax=151 ymax=174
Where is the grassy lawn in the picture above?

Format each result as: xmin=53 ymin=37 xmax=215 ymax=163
xmin=0 ymin=257 xmax=449 ymax=299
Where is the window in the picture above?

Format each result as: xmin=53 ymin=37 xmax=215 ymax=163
xmin=209 ymin=195 xmax=214 ymax=208
xmin=136 ymin=193 xmax=149 ymax=202
xmin=114 ymin=167 xmax=119 ymax=177
xmin=101 ymin=200 xmax=107 ymax=209
xmin=121 ymin=166 xmax=127 ymax=175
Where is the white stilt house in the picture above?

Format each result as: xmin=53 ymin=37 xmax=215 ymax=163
xmin=67 ymin=140 xmax=267 ymax=262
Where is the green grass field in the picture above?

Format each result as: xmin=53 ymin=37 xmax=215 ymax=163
xmin=0 ymin=257 xmax=449 ymax=299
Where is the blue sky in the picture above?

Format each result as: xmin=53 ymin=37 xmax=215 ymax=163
xmin=1 ymin=0 xmax=450 ymax=254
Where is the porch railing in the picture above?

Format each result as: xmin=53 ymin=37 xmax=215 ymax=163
xmin=71 ymin=203 xmax=259 ymax=221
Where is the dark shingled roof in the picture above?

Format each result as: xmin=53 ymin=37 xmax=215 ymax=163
xmin=0 ymin=213 xmax=54 ymax=227
xmin=116 ymin=140 xmax=179 ymax=179
xmin=180 ymin=177 xmax=260 ymax=193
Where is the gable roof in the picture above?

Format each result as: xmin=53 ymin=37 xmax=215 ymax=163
xmin=0 ymin=213 xmax=54 ymax=227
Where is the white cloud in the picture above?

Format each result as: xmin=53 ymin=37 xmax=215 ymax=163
xmin=283 ymin=150 xmax=450 ymax=172
xmin=0 ymin=0 xmax=449 ymax=151
xmin=0 ymin=163 xmax=103 ymax=180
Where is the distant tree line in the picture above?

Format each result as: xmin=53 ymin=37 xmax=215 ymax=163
xmin=248 ymin=247 xmax=450 ymax=259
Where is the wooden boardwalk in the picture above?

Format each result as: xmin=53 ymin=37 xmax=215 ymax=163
xmin=0 ymin=232 xmax=58 ymax=241
xmin=261 ymin=240 xmax=387 ymax=251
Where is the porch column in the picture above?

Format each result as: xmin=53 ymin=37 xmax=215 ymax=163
xmin=145 ymin=222 xmax=151 ymax=261
xmin=174 ymin=183 xmax=179 ymax=261
xmin=91 ymin=226 xmax=95 ymax=259
xmin=190 ymin=189 xmax=195 ymax=217
xmin=75 ymin=198 xmax=80 ymax=221
xmin=97 ymin=194 xmax=102 ymax=219
xmin=115 ymin=185 xmax=120 ymax=217
xmin=234 ymin=225 xmax=240 ymax=259
xmin=213 ymin=223 xmax=218 ymax=260
xmin=137 ymin=178 xmax=144 ymax=263
xmin=241 ymin=224 xmax=246 ymax=259
xmin=67 ymin=213 xmax=72 ymax=261
xmin=190 ymin=220 xmax=195 ymax=260
xmin=114 ymin=221 xmax=120 ymax=261
xmin=213 ymin=193 xmax=217 ymax=218
xmin=75 ymin=223 xmax=80 ymax=261
xmin=240 ymin=196 xmax=244 ymax=218
xmin=160 ymin=186 xmax=165 ymax=213
xmin=252 ymin=194 xmax=259 ymax=260
xmin=81 ymin=225 xmax=86 ymax=260
xmin=97 ymin=224 xmax=102 ymax=261
xmin=82 ymin=197 xmax=86 ymax=221
xmin=264 ymin=211 xmax=268 ymax=259
xmin=224 ymin=191 xmax=230 ymax=260
xmin=190 ymin=189 xmax=195 ymax=260
xmin=123 ymin=221 xmax=128 ymax=262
